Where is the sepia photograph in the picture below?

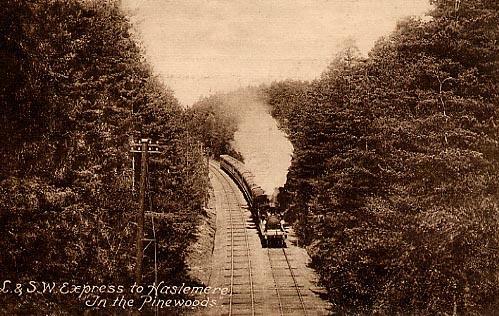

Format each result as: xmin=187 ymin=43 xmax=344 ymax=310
xmin=0 ymin=0 xmax=498 ymax=314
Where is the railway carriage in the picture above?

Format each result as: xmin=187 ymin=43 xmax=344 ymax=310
xmin=220 ymin=154 xmax=287 ymax=247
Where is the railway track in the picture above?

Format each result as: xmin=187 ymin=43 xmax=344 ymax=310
xmin=203 ymin=162 xmax=329 ymax=316
xmin=267 ymin=248 xmax=308 ymax=316
xmin=209 ymin=164 xmax=257 ymax=316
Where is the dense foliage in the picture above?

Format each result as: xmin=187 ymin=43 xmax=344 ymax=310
xmin=266 ymin=0 xmax=499 ymax=314
xmin=186 ymin=92 xmax=243 ymax=159
xmin=0 ymin=0 xmax=207 ymax=313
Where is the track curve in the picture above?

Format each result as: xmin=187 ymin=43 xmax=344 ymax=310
xmin=192 ymin=161 xmax=330 ymax=316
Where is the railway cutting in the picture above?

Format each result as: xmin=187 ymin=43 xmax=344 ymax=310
xmin=192 ymin=160 xmax=330 ymax=316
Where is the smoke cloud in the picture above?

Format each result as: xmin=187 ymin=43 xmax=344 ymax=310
xmin=228 ymin=89 xmax=293 ymax=195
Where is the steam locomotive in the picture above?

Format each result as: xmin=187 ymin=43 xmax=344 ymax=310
xmin=219 ymin=154 xmax=287 ymax=247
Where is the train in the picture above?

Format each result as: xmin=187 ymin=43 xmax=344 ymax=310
xmin=219 ymin=154 xmax=287 ymax=247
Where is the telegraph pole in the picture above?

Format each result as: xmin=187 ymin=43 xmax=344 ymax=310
xmin=136 ymin=140 xmax=148 ymax=285
xmin=130 ymin=138 xmax=159 ymax=286
xmin=205 ymin=147 xmax=210 ymax=208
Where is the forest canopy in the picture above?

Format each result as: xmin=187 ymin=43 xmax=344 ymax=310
xmin=265 ymin=0 xmax=499 ymax=314
xmin=0 ymin=0 xmax=207 ymax=313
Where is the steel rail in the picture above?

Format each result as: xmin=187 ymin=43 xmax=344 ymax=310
xmin=267 ymin=248 xmax=285 ymax=316
xmin=214 ymin=165 xmax=255 ymax=316
xmin=238 ymin=196 xmax=256 ymax=316
xmin=282 ymin=248 xmax=307 ymax=316
xmin=210 ymin=163 xmax=256 ymax=316
xmin=210 ymin=165 xmax=235 ymax=315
